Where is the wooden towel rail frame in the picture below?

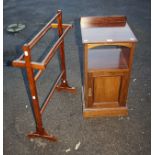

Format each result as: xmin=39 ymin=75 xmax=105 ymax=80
xmin=12 ymin=10 xmax=76 ymax=141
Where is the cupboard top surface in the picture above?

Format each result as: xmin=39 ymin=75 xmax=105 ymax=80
xmin=80 ymin=17 xmax=137 ymax=43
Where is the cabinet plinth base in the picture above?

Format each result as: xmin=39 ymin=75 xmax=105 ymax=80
xmin=83 ymin=107 xmax=128 ymax=118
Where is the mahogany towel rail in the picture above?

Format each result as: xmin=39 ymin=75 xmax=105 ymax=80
xmin=12 ymin=10 xmax=76 ymax=141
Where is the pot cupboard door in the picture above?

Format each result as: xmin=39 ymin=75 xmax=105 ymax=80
xmin=87 ymin=73 xmax=129 ymax=108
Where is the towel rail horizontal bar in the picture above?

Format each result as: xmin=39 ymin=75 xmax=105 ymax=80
xmin=40 ymin=71 xmax=64 ymax=114
xmin=12 ymin=60 xmax=45 ymax=70
xmin=27 ymin=12 xmax=61 ymax=49
xmin=18 ymin=53 xmax=25 ymax=60
xmin=34 ymin=70 xmax=44 ymax=81
xmin=42 ymin=25 xmax=72 ymax=67
xmin=12 ymin=25 xmax=72 ymax=71
xmin=51 ymin=23 xmax=72 ymax=29
xmin=33 ymin=25 xmax=72 ymax=81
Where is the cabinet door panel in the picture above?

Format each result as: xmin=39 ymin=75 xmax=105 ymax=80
xmin=94 ymin=76 xmax=121 ymax=103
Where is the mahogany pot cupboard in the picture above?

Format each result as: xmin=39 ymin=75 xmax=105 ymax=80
xmin=80 ymin=16 xmax=137 ymax=118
